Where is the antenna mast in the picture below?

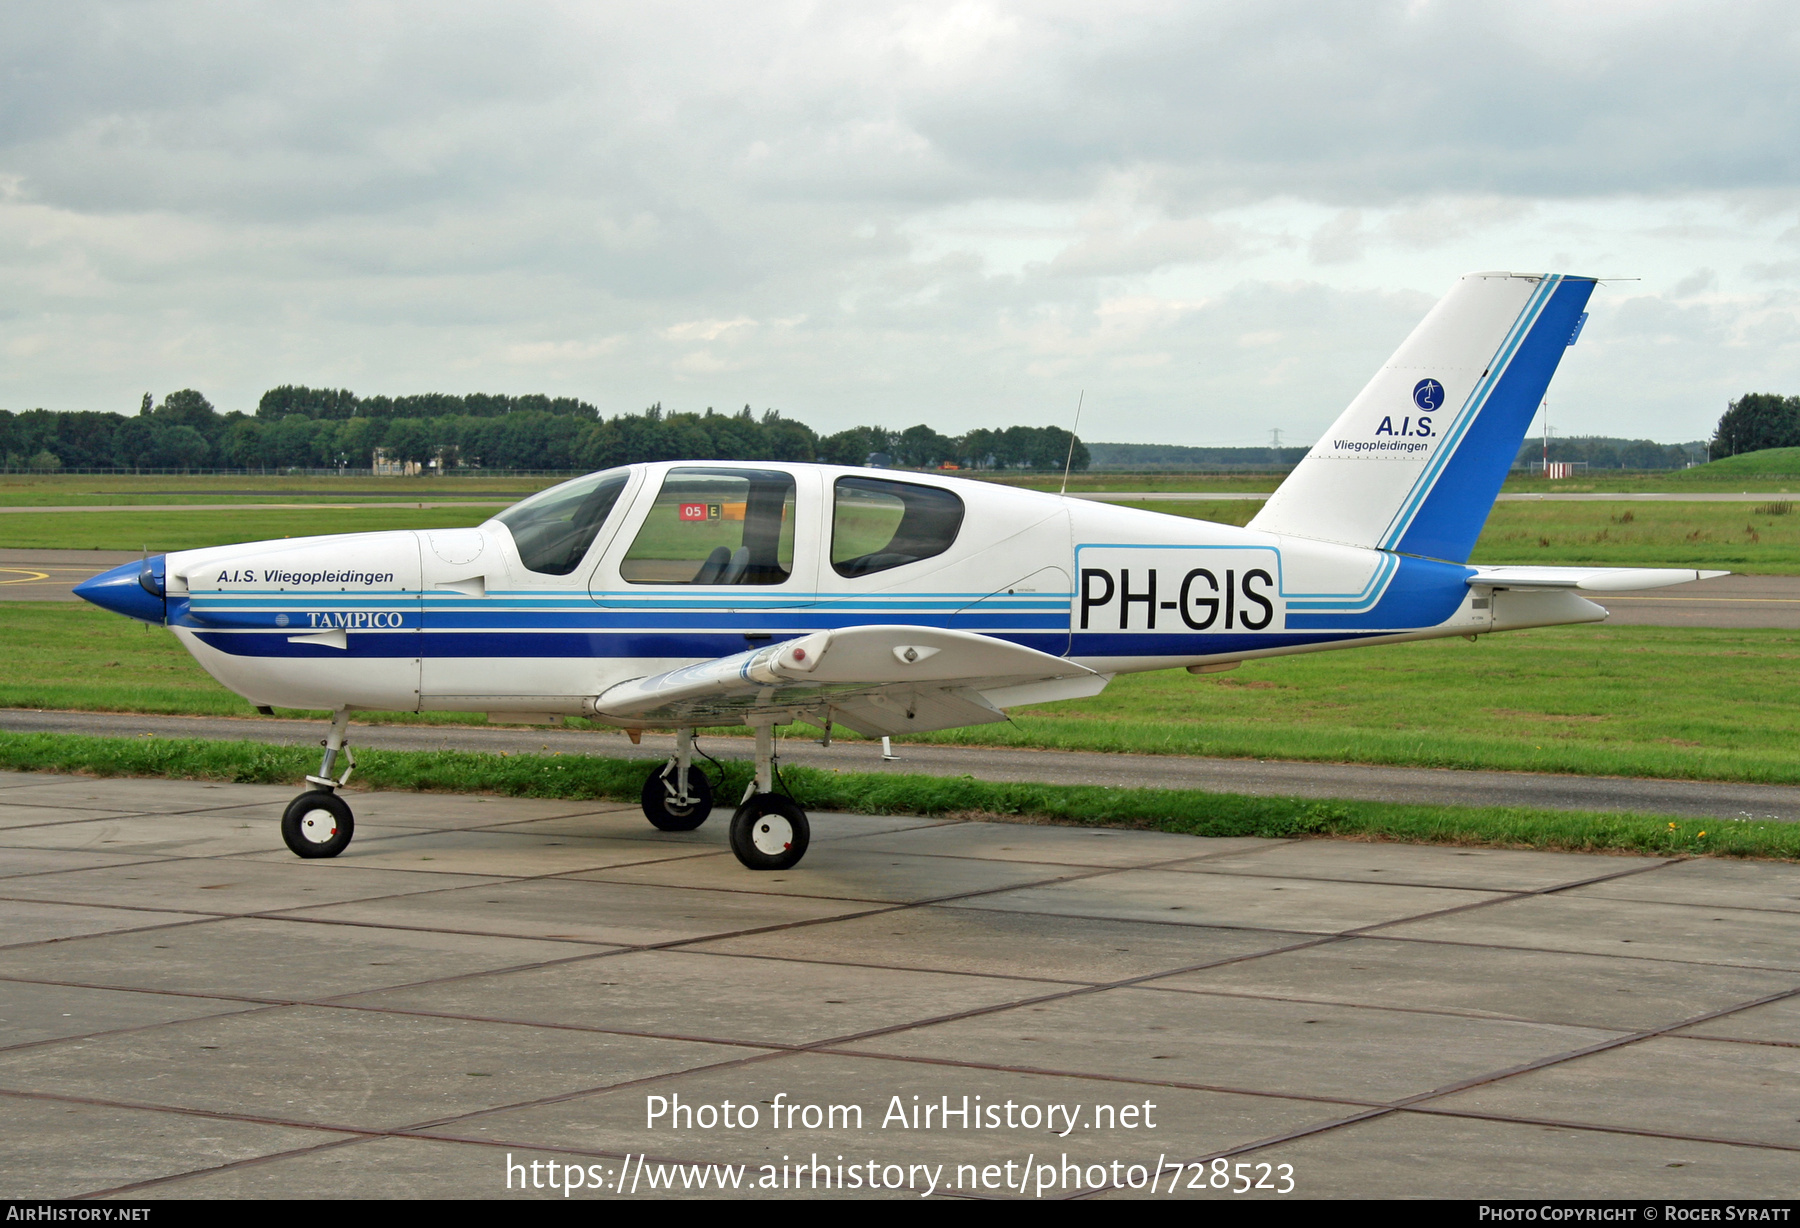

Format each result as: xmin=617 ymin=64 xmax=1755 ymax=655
xmin=1059 ymin=390 xmax=1085 ymax=496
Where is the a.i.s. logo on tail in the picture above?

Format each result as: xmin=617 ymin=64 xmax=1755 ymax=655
xmin=1364 ymin=376 xmax=1448 ymax=445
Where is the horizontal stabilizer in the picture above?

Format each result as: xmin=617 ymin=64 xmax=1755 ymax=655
xmin=1467 ymin=567 xmax=1728 ymax=592
xmin=589 ymin=624 xmax=1098 ymax=735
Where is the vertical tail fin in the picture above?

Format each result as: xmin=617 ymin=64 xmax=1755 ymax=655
xmin=1249 ymin=272 xmax=1595 ymax=563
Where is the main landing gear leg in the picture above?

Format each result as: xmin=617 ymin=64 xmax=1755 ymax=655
xmin=729 ymin=720 xmax=810 ymax=871
xmin=641 ymin=726 xmax=714 ymax=831
xmin=281 ymin=708 xmax=355 ymax=859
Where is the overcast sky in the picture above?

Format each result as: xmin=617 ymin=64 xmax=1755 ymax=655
xmin=3 ymin=0 xmax=1798 ymax=445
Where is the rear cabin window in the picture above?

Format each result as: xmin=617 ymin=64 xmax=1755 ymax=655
xmin=831 ymin=477 xmax=964 ymax=578
xmin=493 ymin=470 xmax=630 ymax=576
xmin=621 ymin=468 xmax=797 ymax=586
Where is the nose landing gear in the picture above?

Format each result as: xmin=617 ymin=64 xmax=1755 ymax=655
xmin=280 ymin=708 xmax=356 ymax=859
xmin=640 ymin=727 xmax=716 ymax=831
xmin=729 ymin=793 xmax=809 ymax=871
xmin=282 ymin=790 xmax=354 ymax=858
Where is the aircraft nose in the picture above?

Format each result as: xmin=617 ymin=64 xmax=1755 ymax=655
xmin=74 ymin=555 xmax=167 ymax=625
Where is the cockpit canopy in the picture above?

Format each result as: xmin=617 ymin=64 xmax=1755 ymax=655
xmin=491 ymin=463 xmax=969 ymax=584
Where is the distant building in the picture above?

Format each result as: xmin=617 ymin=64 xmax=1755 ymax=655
xmin=372 ymin=448 xmax=423 ymax=476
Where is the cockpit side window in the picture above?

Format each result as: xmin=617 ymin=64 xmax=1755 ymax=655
xmin=831 ymin=477 xmax=964 ymax=578
xmin=493 ymin=470 xmax=630 ymax=576
xmin=621 ymin=468 xmax=797 ymax=586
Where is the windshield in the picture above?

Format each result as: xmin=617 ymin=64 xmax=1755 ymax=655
xmin=492 ymin=469 xmax=630 ymax=575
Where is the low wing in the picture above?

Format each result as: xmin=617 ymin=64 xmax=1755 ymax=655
xmin=587 ymin=624 xmax=1106 ymax=737
xmin=1466 ymin=566 xmax=1728 ymax=592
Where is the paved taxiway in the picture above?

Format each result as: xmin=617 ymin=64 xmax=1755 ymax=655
xmin=0 ymin=772 xmax=1793 ymax=1199
xmin=0 ymin=549 xmax=138 ymax=602
xmin=5 ymin=709 xmax=1799 ymax=824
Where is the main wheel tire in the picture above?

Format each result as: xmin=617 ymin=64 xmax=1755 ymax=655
xmin=728 ymin=793 xmax=810 ymax=870
xmin=641 ymin=765 xmax=714 ymax=831
xmin=281 ymin=790 xmax=354 ymax=859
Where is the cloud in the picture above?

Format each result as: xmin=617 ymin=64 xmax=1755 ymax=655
xmin=1745 ymin=260 xmax=1800 ymax=283
xmin=0 ymin=1 xmax=1796 ymax=444
xmin=662 ymin=318 xmax=758 ymax=343
xmin=1308 ymin=211 xmax=1367 ymax=265
xmin=1673 ymin=268 xmax=1718 ymax=297
xmin=1048 ymin=215 xmax=1245 ymax=276
xmin=501 ymin=338 xmax=622 ymax=364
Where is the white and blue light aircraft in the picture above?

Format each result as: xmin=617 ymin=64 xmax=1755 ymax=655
xmin=76 ymin=272 xmax=1720 ymax=871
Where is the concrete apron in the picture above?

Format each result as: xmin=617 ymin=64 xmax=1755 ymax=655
xmin=0 ymin=771 xmax=1796 ymax=1199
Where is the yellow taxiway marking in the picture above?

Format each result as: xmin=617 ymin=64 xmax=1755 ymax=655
xmin=0 ymin=568 xmax=51 ymax=584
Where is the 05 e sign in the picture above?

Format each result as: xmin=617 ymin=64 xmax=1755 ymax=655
xmin=1077 ymin=547 xmax=1283 ymax=633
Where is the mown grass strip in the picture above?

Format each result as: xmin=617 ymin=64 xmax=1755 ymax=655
xmin=910 ymin=716 xmax=1800 ymax=783
xmin=2 ymin=731 xmax=1791 ymax=861
xmin=0 ymin=506 xmax=487 ymax=550
xmin=1123 ymin=497 xmax=1800 ymax=571
xmin=17 ymin=604 xmax=1800 ymax=786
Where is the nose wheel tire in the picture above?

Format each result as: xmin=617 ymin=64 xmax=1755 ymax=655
xmin=281 ymin=790 xmax=354 ymax=859
xmin=729 ymin=793 xmax=810 ymax=870
xmin=641 ymin=766 xmax=714 ymax=831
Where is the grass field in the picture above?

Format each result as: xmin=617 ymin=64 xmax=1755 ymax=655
xmin=0 ymin=505 xmax=495 ymax=549
xmin=1115 ymin=498 xmax=1800 ymax=571
xmin=3 ymin=730 xmax=1790 ymax=859
xmin=13 ymin=450 xmax=1800 ymax=510
xmin=12 ymin=489 xmax=1800 ymax=572
xmin=8 ymin=601 xmax=1797 ymax=784
xmin=0 ymin=472 xmax=555 ymax=507
xmin=923 ymin=623 xmax=1800 ymax=783
xmin=997 ymin=448 xmax=1800 ymax=495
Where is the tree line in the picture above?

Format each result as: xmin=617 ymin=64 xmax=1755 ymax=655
xmin=1087 ymin=442 xmax=1312 ymax=469
xmin=1709 ymin=394 xmax=1800 ymax=459
xmin=1088 ymin=438 xmax=1702 ymax=471
xmin=1512 ymin=436 xmax=1705 ymax=470
xmin=0 ymin=387 xmax=1088 ymax=474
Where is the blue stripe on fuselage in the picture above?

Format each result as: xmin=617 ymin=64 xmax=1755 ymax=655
xmin=1284 ymin=554 xmax=1472 ymax=630
xmin=192 ymin=629 xmax=1079 ymax=659
xmin=180 ymin=558 xmax=1472 ymax=659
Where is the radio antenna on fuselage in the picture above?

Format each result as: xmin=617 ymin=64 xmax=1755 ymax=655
xmin=1059 ymin=390 xmax=1085 ymax=496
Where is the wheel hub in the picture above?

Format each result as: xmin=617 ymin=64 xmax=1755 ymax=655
xmin=751 ymin=815 xmax=793 ymax=855
xmin=298 ymin=808 xmax=339 ymax=843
